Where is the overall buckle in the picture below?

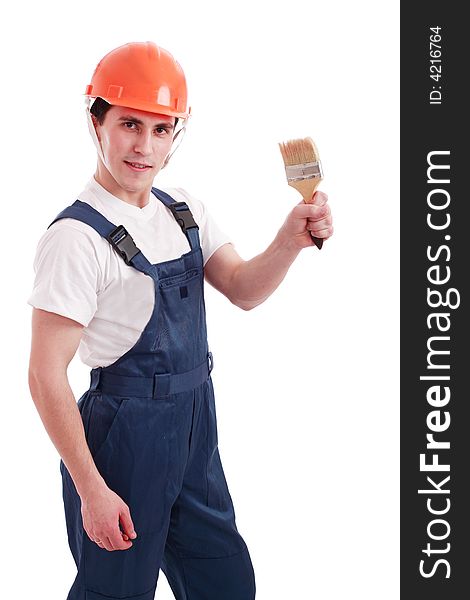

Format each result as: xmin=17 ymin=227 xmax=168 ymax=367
xmin=168 ymin=202 xmax=199 ymax=233
xmin=107 ymin=225 xmax=140 ymax=265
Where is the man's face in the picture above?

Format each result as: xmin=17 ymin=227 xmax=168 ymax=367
xmin=93 ymin=105 xmax=176 ymax=202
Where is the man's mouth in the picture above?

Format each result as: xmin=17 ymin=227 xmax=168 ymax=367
xmin=124 ymin=161 xmax=152 ymax=171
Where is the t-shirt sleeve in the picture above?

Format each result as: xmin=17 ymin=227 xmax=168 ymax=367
xmin=170 ymin=188 xmax=233 ymax=265
xmin=27 ymin=222 xmax=103 ymax=327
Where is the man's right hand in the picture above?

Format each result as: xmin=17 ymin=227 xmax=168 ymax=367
xmin=81 ymin=483 xmax=137 ymax=551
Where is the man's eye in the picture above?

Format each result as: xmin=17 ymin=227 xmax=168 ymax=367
xmin=156 ymin=127 xmax=170 ymax=135
xmin=123 ymin=122 xmax=136 ymax=129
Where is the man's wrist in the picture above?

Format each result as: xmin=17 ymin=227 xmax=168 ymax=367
xmin=73 ymin=461 xmax=107 ymax=500
xmin=274 ymin=227 xmax=302 ymax=260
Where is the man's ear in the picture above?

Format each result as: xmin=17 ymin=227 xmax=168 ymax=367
xmin=91 ymin=114 xmax=101 ymax=141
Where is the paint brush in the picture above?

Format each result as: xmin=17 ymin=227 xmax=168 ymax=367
xmin=278 ymin=136 xmax=324 ymax=249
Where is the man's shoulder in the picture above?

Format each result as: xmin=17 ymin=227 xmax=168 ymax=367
xmin=38 ymin=211 xmax=108 ymax=258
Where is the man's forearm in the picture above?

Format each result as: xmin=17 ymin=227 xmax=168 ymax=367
xmin=29 ymin=369 xmax=105 ymax=499
xmin=230 ymin=230 xmax=301 ymax=310
xmin=205 ymin=192 xmax=332 ymax=309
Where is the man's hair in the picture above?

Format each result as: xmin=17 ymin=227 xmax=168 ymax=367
xmin=90 ymin=97 xmax=112 ymax=125
xmin=90 ymin=97 xmax=179 ymax=129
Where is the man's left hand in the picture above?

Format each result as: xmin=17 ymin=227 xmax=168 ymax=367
xmin=280 ymin=190 xmax=333 ymax=251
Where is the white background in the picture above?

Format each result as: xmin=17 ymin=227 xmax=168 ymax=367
xmin=1 ymin=0 xmax=399 ymax=598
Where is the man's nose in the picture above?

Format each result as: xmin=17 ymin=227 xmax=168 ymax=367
xmin=134 ymin=130 xmax=153 ymax=155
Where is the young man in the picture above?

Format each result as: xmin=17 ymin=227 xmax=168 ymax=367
xmin=28 ymin=42 xmax=333 ymax=600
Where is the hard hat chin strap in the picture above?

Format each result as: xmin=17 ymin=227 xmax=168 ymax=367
xmin=85 ymin=98 xmax=107 ymax=166
xmin=161 ymin=121 xmax=187 ymax=169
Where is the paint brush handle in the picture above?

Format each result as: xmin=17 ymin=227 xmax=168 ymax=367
xmin=309 ymin=232 xmax=323 ymax=250
xmin=297 ymin=179 xmax=324 ymax=250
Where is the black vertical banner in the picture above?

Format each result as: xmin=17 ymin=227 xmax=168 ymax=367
xmin=401 ymin=4 xmax=468 ymax=599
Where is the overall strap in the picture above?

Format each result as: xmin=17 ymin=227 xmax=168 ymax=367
xmin=151 ymin=187 xmax=201 ymax=251
xmin=48 ymin=201 xmax=154 ymax=275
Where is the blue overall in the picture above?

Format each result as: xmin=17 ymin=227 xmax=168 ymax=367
xmin=51 ymin=189 xmax=256 ymax=600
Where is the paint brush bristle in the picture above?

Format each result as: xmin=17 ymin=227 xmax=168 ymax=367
xmin=278 ymin=137 xmax=319 ymax=167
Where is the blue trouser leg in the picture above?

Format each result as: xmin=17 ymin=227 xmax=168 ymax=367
xmin=62 ymin=391 xmax=178 ymax=599
xmin=162 ymin=542 xmax=256 ymax=600
xmin=161 ymin=380 xmax=256 ymax=600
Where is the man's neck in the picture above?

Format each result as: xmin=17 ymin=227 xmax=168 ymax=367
xmin=93 ymin=166 xmax=151 ymax=209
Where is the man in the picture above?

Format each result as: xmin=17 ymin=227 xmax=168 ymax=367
xmin=28 ymin=41 xmax=333 ymax=600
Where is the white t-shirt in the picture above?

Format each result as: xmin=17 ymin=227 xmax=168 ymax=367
xmin=28 ymin=178 xmax=232 ymax=368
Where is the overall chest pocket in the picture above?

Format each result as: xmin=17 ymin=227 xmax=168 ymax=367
xmin=158 ymin=268 xmax=200 ymax=289
xmin=156 ymin=268 xmax=204 ymax=329
xmin=152 ymin=268 xmax=207 ymax=359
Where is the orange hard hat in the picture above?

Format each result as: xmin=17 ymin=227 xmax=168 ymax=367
xmin=85 ymin=41 xmax=190 ymax=119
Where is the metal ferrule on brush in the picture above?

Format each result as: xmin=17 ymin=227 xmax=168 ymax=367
xmin=285 ymin=161 xmax=323 ymax=182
